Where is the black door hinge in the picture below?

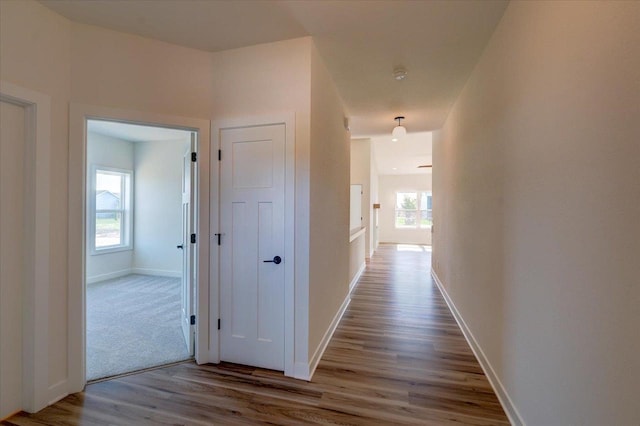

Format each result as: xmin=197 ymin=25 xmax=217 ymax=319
xmin=190 ymin=315 xmax=196 ymax=325
xmin=214 ymin=233 xmax=221 ymax=246
xmin=217 ymin=319 xmax=221 ymax=330
xmin=190 ymin=234 xmax=196 ymax=244
xmin=191 ymin=152 xmax=197 ymax=162
xmin=218 ymin=150 xmax=221 ymax=161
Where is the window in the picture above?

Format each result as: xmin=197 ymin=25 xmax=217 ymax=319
xmin=395 ymin=191 xmax=432 ymax=229
xmin=420 ymin=191 xmax=433 ymax=228
xmin=92 ymin=167 xmax=133 ymax=253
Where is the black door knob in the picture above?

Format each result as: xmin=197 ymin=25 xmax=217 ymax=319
xmin=263 ymin=256 xmax=282 ymax=265
xmin=177 ymin=244 xmax=184 ymax=249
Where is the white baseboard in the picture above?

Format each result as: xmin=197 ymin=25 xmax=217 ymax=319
xmin=292 ymin=362 xmax=310 ymax=381
xmin=131 ymin=268 xmax=181 ymax=278
xmin=87 ymin=268 xmax=181 ymax=284
xmin=86 ymin=268 xmax=132 ymax=284
xmin=349 ymin=262 xmax=366 ymax=293
xmin=297 ymin=294 xmax=351 ymax=381
xmin=47 ymin=379 xmax=68 ymax=407
xmin=379 ymin=240 xmax=432 ymax=246
xmin=431 ymin=269 xmax=525 ymax=426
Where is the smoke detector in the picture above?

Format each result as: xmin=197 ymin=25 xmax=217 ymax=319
xmin=393 ymin=67 xmax=408 ymax=81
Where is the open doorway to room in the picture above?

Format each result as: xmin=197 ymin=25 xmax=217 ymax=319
xmin=372 ymin=132 xmax=433 ymax=247
xmin=349 ymin=132 xmax=433 ymax=257
xmin=348 ymin=132 xmax=432 ymax=291
xmin=85 ymin=119 xmax=196 ymax=381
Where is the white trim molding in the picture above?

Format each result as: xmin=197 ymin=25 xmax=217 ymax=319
xmin=86 ymin=268 xmax=181 ymax=285
xmin=130 ymin=268 xmax=181 ymax=278
xmin=46 ymin=380 xmax=68 ymax=407
xmin=85 ymin=269 xmax=132 ymax=285
xmin=431 ymin=269 xmax=525 ymax=426
xmin=301 ymin=294 xmax=351 ymax=381
xmin=0 ymin=81 xmax=51 ymax=414
xmin=68 ymin=103 xmax=211 ymax=394
xmin=88 ymin=165 xmax=134 ymax=255
xmin=349 ymin=262 xmax=366 ymax=293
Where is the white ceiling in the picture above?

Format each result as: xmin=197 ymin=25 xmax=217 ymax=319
xmin=40 ymin=0 xmax=508 ymax=138
xmin=44 ymin=1 xmax=508 ymax=174
xmin=369 ymin=132 xmax=433 ymax=176
xmin=87 ymin=120 xmax=191 ymax=143
xmin=284 ymin=1 xmax=508 ymax=137
xmin=41 ymin=1 xmax=309 ymax=52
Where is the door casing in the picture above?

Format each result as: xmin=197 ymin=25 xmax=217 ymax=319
xmin=68 ymin=104 xmax=211 ymax=394
xmin=0 ymin=81 xmax=51 ymax=414
xmin=209 ymin=114 xmax=295 ymax=377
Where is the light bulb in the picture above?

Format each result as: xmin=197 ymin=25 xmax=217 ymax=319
xmin=392 ymin=125 xmax=407 ymax=140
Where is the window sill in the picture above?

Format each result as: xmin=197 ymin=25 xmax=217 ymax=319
xmin=393 ymin=227 xmax=433 ymax=231
xmin=90 ymin=246 xmax=133 ymax=256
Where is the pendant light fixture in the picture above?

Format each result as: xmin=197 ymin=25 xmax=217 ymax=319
xmin=391 ymin=116 xmax=406 ymax=142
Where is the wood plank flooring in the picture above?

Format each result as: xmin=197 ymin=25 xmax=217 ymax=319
xmin=4 ymin=243 xmax=508 ymax=425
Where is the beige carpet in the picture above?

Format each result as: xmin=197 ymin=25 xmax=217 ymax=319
xmin=86 ymin=274 xmax=191 ymax=381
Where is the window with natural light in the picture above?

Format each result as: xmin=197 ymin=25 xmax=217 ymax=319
xmin=395 ymin=191 xmax=432 ymax=229
xmin=93 ymin=168 xmax=132 ymax=252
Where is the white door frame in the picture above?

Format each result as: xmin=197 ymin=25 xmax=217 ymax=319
xmin=210 ymin=114 xmax=295 ymax=377
xmin=0 ymin=81 xmax=51 ymax=413
xmin=68 ymin=104 xmax=211 ymax=394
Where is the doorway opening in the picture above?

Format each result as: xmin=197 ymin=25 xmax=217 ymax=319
xmin=85 ymin=119 xmax=197 ymax=381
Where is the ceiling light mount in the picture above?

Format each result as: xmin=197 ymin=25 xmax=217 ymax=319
xmin=391 ymin=116 xmax=407 ymax=141
xmin=393 ymin=67 xmax=408 ymax=81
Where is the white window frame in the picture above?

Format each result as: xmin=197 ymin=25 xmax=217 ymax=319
xmin=394 ymin=191 xmax=432 ymax=229
xmin=89 ymin=165 xmax=133 ymax=254
xmin=419 ymin=191 xmax=433 ymax=229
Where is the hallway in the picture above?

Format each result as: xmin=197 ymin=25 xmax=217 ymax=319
xmin=5 ymin=244 xmax=507 ymax=425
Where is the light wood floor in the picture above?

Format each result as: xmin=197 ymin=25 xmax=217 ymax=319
xmin=4 ymin=244 xmax=508 ymax=425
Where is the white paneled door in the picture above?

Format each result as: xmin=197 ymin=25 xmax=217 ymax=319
xmin=220 ymin=124 xmax=285 ymax=370
xmin=180 ymin=134 xmax=196 ymax=356
xmin=0 ymin=100 xmax=25 ymax=418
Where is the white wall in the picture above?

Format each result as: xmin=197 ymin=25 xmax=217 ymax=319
xmin=379 ymin=174 xmax=432 ymax=245
xmin=350 ymin=139 xmax=371 ymax=252
xmin=308 ymin=42 xmax=350 ymax=362
xmin=348 ymin=139 xmax=369 ymax=293
xmin=350 ymin=137 xmax=379 ymax=263
xmin=86 ymin=134 xmax=188 ymax=282
xmin=2 ymin=1 xmax=214 ymax=402
xmin=369 ymin=145 xmax=379 ymax=255
xmin=85 ymin=132 xmax=134 ymax=282
xmin=132 ymin=139 xmax=189 ymax=276
xmin=71 ymin=23 xmax=213 ymax=119
xmin=348 ymin=231 xmax=365 ymax=290
xmin=349 ymin=184 xmax=362 ymax=232
xmin=1 ymin=0 xmax=353 ymax=402
xmin=211 ymin=37 xmax=314 ymax=370
xmin=0 ymin=0 xmax=71 ymax=393
xmin=432 ymin=1 xmax=640 ymax=424
xmin=210 ymin=37 xmax=351 ymax=370
xmin=70 ymin=19 xmax=216 ymax=398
